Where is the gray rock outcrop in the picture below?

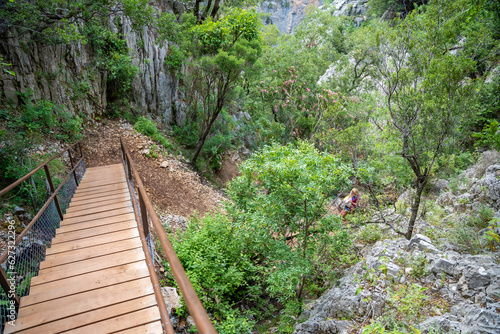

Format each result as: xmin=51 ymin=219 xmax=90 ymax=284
xmin=294 ymin=235 xmax=500 ymax=334
xmin=259 ymin=0 xmax=324 ymax=34
xmin=0 ymin=2 xmax=184 ymax=125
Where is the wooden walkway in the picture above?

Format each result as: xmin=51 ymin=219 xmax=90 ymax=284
xmin=5 ymin=164 xmax=163 ymax=334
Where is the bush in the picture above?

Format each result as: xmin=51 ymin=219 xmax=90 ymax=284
xmin=134 ymin=116 xmax=174 ymax=152
xmin=450 ymin=220 xmax=484 ymax=254
xmin=171 ymin=213 xmax=259 ymax=331
xmin=473 ymin=120 xmax=500 ymax=151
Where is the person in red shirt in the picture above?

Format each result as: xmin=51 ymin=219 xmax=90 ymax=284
xmin=341 ymin=188 xmax=360 ymax=218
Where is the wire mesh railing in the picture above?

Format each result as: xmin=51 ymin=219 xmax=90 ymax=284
xmin=0 ymin=142 xmax=85 ymax=331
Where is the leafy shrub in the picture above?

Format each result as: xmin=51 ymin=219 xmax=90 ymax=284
xmin=134 ymin=116 xmax=174 ymax=152
xmin=357 ymin=223 xmax=383 ymax=244
xmin=89 ymin=24 xmax=138 ymax=96
xmin=171 ymin=213 xmax=258 ymax=332
xmin=450 ymin=220 xmax=483 ymax=254
xmin=165 ymin=45 xmax=185 ymax=74
xmin=473 ymin=120 xmax=500 ymax=150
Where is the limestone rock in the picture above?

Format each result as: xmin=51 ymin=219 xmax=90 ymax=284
xmin=294 ymin=320 xmax=353 ymax=334
xmin=407 ymin=234 xmax=440 ymax=253
xmin=429 ymin=258 xmax=456 ymax=276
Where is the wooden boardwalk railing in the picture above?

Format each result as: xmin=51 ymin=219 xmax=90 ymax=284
xmin=4 ymin=164 xmax=164 ymax=333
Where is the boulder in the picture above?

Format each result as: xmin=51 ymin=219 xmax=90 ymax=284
xmin=429 ymin=258 xmax=456 ymax=276
xmin=431 ymin=179 xmax=450 ymax=195
xmin=436 ymin=191 xmax=456 ymax=208
xmin=407 ymin=234 xmax=440 ymax=253
xmin=294 ymin=320 xmax=353 ymax=334
xmin=465 ymin=267 xmax=491 ymax=290
xmin=419 ymin=315 xmax=462 ymax=333
xmin=452 ymin=302 xmax=500 ymax=334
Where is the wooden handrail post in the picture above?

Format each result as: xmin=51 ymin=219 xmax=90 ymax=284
xmin=67 ymin=148 xmax=79 ymax=186
xmin=43 ymin=165 xmax=64 ymax=220
xmin=139 ymin=192 xmax=150 ymax=236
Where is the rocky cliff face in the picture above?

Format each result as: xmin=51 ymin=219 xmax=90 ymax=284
xmin=0 ymin=0 xmax=183 ymax=125
xmin=259 ymin=0 xmax=324 ymax=34
xmin=259 ymin=0 xmax=369 ymax=34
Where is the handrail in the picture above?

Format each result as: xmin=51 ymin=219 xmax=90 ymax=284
xmin=0 ymin=141 xmax=82 ymax=197
xmin=120 ymin=138 xmax=217 ymax=334
xmin=0 ymin=141 xmax=84 ymax=312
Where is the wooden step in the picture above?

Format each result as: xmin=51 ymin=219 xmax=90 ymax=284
xmin=8 ymin=295 xmax=158 ymax=334
xmin=64 ymin=201 xmax=132 ymax=219
xmin=40 ymin=238 xmax=142 ymax=270
xmin=61 ymin=207 xmax=134 ymax=226
xmin=23 ymin=261 xmax=150 ymax=307
xmin=34 ymin=247 xmax=145 ymax=285
xmin=56 ymin=213 xmax=136 ymax=233
xmin=46 ymin=228 xmax=139 ymax=255
xmin=52 ymin=220 xmax=137 ymax=244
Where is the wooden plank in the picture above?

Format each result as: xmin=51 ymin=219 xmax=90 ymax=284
xmin=6 ymin=278 xmax=154 ymax=332
xmin=52 ymin=220 xmax=137 ymax=244
xmin=63 ymin=201 xmax=132 ymax=219
xmin=40 ymin=238 xmax=142 ymax=270
xmin=23 ymin=261 xmax=150 ymax=307
xmin=73 ymin=183 xmax=128 ymax=197
xmin=87 ymin=162 xmax=123 ymax=170
xmin=67 ymin=306 xmax=161 ymax=334
xmin=77 ymin=179 xmax=126 ymax=190
xmin=69 ymin=190 xmax=130 ymax=204
xmin=8 ymin=295 xmax=158 ymax=334
xmin=33 ymin=247 xmax=146 ymax=286
xmin=67 ymin=193 xmax=130 ymax=209
xmin=56 ymin=213 xmax=136 ymax=233
xmin=46 ymin=228 xmax=139 ymax=255
xmin=118 ymin=321 xmax=164 ymax=334
xmin=61 ymin=207 xmax=134 ymax=226
xmin=84 ymin=164 xmax=123 ymax=172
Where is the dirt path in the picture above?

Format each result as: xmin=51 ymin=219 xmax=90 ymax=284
xmin=82 ymin=120 xmax=224 ymax=220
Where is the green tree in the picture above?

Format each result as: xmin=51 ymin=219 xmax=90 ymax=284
xmin=186 ymin=9 xmax=262 ymax=164
xmin=373 ymin=0 xmax=480 ymax=239
xmin=228 ymin=141 xmax=353 ymax=302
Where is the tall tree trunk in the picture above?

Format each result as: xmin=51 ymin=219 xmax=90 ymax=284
xmin=405 ymin=176 xmax=428 ymax=240
xmin=192 ymin=106 xmax=221 ymax=164
xmin=194 ymin=0 xmax=201 ymax=21
xmin=201 ymin=0 xmax=213 ymax=21
xmin=210 ymin=0 xmax=221 ymax=18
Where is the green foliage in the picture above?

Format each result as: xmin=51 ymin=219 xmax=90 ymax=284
xmin=228 ymin=141 xmax=353 ymax=302
xmin=165 ymin=45 xmax=185 ymax=74
xmin=192 ymin=8 xmax=261 ymax=54
xmin=357 ymin=223 xmax=383 ymax=244
xmin=172 ymin=213 xmax=258 ymax=332
xmin=89 ymin=24 xmax=139 ymax=97
xmin=6 ymin=91 xmax=83 ymax=143
xmin=173 ymin=141 xmax=353 ymax=330
xmin=134 ymin=117 xmax=174 ymax=152
xmin=0 ymin=55 xmax=15 ymax=76
xmin=472 ymin=120 xmax=500 ymax=150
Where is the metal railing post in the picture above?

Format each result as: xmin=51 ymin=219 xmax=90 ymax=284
xmin=43 ymin=165 xmax=64 ymax=220
xmin=138 ymin=192 xmax=150 ymax=236
xmin=67 ymin=148 xmax=79 ymax=186
xmin=0 ymin=266 xmax=19 ymax=310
